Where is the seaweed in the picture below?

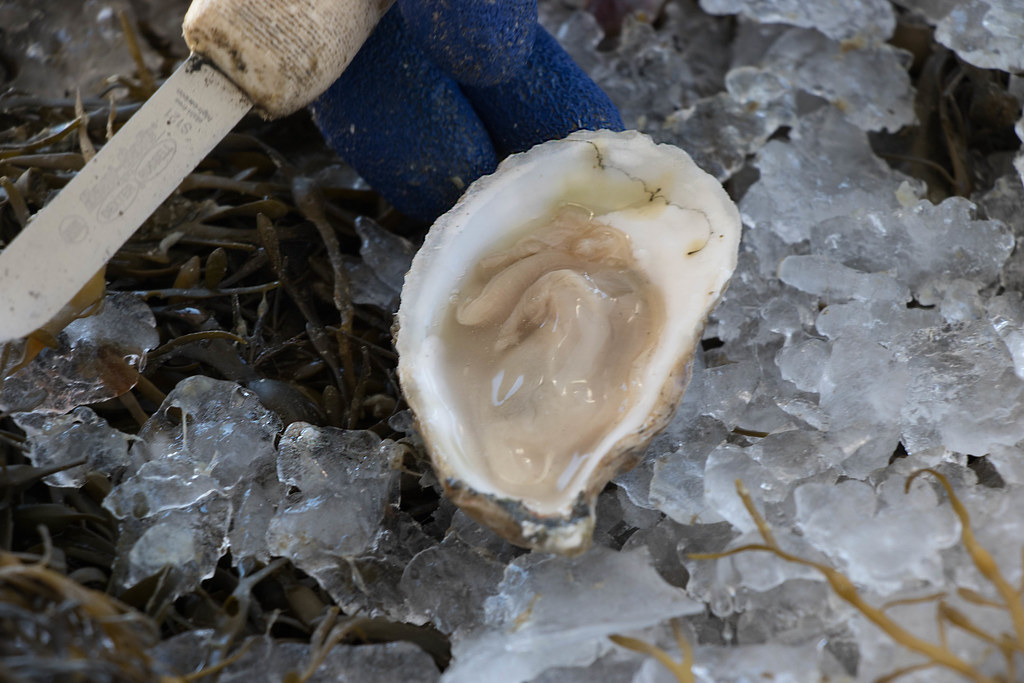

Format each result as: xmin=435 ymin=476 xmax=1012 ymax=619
xmin=0 ymin=547 xmax=160 ymax=682
xmin=610 ymin=618 xmax=695 ymax=683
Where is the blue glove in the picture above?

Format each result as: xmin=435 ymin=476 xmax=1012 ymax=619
xmin=308 ymin=1 xmax=623 ymax=223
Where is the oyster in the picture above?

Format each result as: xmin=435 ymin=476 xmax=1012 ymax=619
xmin=396 ymin=129 xmax=741 ymax=554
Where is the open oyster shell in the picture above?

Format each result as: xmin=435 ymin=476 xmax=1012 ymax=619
xmin=396 ymin=129 xmax=741 ymax=554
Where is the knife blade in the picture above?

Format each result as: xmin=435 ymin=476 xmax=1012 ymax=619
xmin=0 ymin=56 xmax=249 ymax=343
xmin=0 ymin=0 xmax=391 ymax=345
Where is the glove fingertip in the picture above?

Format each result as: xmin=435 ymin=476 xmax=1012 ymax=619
xmin=311 ymin=7 xmax=498 ymax=223
xmin=399 ymin=0 xmax=538 ymax=87
xmin=464 ymin=26 xmax=624 ymax=156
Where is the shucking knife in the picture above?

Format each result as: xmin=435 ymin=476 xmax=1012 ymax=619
xmin=0 ymin=0 xmax=392 ymax=344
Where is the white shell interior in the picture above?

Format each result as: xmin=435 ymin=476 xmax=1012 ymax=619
xmin=397 ymin=130 xmax=741 ymax=518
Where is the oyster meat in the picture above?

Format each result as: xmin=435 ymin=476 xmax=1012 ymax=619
xmin=396 ymin=129 xmax=741 ymax=554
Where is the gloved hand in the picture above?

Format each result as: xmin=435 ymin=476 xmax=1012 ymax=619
xmin=308 ymin=1 xmax=623 ymax=223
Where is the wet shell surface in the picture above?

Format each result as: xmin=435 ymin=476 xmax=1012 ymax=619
xmin=396 ymin=129 xmax=741 ymax=554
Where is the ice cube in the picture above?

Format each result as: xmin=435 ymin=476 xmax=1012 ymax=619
xmin=698 ymin=0 xmax=896 ymax=41
xmin=794 ymin=476 xmax=960 ymax=594
xmin=936 ymin=0 xmax=1024 ymax=72
xmin=779 ymin=255 xmax=909 ymax=304
xmin=400 ymin=539 xmax=506 ymax=633
xmin=819 ymin=335 xmax=906 ymax=478
xmin=899 ymin=321 xmax=1024 ymax=455
xmin=0 ymin=293 xmax=158 ymax=414
xmin=104 ymin=377 xmax=281 ymax=592
xmin=757 ymin=27 xmax=915 ymax=132
xmin=660 ymin=87 xmax=796 ymax=181
xmin=15 ymin=406 xmax=135 ymax=487
xmin=354 ymin=216 xmax=416 ymax=302
xmin=267 ymin=423 xmax=398 ymax=560
xmin=810 ymin=198 xmax=1012 ymax=297
xmin=740 ymin=109 xmax=914 ymax=243
xmin=443 ymin=547 xmax=702 ymax=683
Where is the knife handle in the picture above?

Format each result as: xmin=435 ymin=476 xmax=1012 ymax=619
xmin=183 ymin=0 xmax=393 ymax=119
